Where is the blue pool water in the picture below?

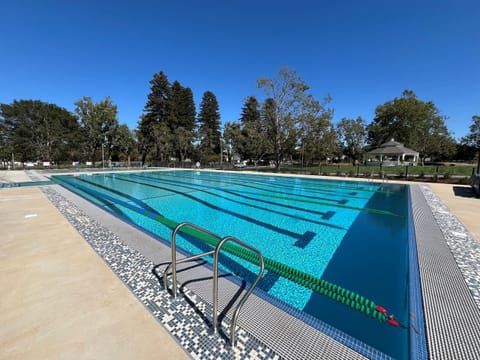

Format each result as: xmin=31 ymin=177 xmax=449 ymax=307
xmin=55 ymin=170 xmax=411 ymax=359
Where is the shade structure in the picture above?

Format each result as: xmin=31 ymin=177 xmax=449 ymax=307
xmin=366 ymin=139 xmax=419 ymax=166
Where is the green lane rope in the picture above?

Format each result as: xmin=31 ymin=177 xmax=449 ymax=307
xmin=54 ymin=175 xmax=389 ymax=324
xmin=125 ymin=173 xmax=400 ymax=217
xmin=226 ymin=189 xmax=401 ymax=217
xmin=183 ymin=170 xmax=400 ymax=195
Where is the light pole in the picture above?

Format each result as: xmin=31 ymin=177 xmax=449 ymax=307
xmin=220 ymin=139 xmax=223 ymax=169
xmin=220 ymin=124 xmax=224 ymax=170
xmin=101 ymin=135 xmax=109 ymax=171
xmin=102 ymin=143 xmax=105 ymax=171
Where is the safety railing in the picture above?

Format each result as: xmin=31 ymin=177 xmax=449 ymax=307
xmin=212 ymin=236 xmax=264 ymax=347
xmin=162 ymin=222 xmax=264 ymax=347
xmin=163 ymin=222 xmax=220 ymax=298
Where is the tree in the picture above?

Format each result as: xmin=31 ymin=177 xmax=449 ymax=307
xmin=174 ymin=126 xmax=194 ymax=163
xmin=138 ymin=71 xmax=171 ymax=164
xmin=367 ymin=90 xmax=455 ymax=162
xmin=169 ymin=81 xmax=196 ymax=131
xmin=112 ymin=124 xmax=136 ymax=165
xmin=257 ymin=67 xmax=332 ymax=168
xmin=223 ymin=121 xmax=243 ymax=163
xmin=337 ymin=117 xmax=367 ymax=165
xmin=238 ymin=96 xmax=269 ymax=164
xmin=455 ymin=142 xmax=476 ymax=162
xmin=297 ymin=95 xmax=334 ymax=166
xmin=169 ymin=81 xmax=196 ymax=161
xmin=261 ymin=98 xmax=282 ymax=164
xmin=315 ymin=124 xmax=338 ymax=164
xmin=74 ymin=96 xmax=119 ymax=165
xmin=0 ymin=100 xmax=79 ymax=163
xmin=153 ymin=122 xmax=172 ymax=162
xmin=0 ymin=119 xmax=11 ymax=167
xmin=138 ymin=72 xmax=197 ymax=164
xmin=197 ymin=91 xmax=221 ymax=162
xmin=462 ymin=115 xmax=480 ymax=173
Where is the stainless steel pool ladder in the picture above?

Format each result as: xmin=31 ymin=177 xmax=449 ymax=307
xmin=162 ymin=222 xmax=264 ymax=347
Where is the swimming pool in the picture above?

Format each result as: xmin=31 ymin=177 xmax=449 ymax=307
xmin=54 ymin=170 xmax=416 ymax=359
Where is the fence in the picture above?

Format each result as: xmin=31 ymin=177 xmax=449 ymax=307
xmin=257 ymin=164 xmax=476 ymax=181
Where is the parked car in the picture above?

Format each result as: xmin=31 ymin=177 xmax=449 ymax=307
xmin=233 ymin=161 xmax=246 ymax=168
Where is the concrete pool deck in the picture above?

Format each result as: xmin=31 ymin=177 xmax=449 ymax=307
xmin=1 ymin=169 xmax=479 ymax=359
xmin=0 ymin=185 xmax=189 ymax=360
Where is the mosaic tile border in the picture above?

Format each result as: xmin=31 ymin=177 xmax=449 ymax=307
xmin=42 ymin=187 xmax=280 ymax=360
xmin=420 ymin=185 xmax=480 ymax=308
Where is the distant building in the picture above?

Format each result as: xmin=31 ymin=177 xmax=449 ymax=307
xmin=366 ymin=139 xmax=419 ymax=166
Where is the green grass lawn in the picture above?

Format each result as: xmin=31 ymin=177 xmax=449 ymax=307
xmin=256 ymin=164 xmax=476 ymax=182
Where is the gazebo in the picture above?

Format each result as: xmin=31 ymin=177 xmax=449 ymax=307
xmin=366 ymin=139 xmax=419 ymax=166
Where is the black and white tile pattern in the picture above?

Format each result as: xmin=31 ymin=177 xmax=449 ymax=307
xmin=42 ymin=187 xmax=280 ymax=360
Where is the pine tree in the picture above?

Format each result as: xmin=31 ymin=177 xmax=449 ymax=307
xmin=169 ymin=81 xmax=196 ymax=161
xmin=138 ymin=71 xmax=171 ymax=164
xmin=239 ymin=96 xmax=268 ymax=164
xmin=240 ymin=96 xmax=261 ymax=128
xmin=197 ymin=91 xmax=221 ymax=161
xmin=170 ymin=81 xmax=196 ymax=131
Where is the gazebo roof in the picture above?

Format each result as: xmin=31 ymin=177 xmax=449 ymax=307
xmin=368 ymin=139 xmax=419 ymax=156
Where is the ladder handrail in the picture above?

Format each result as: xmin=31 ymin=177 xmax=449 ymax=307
xmin=212 ymin=236 xmax=264 ymax=347
xmin=163 ymin=250 xmax=215 ymax=295
xmin=164 ymin=221 xmax=221 ymax=298
xmin=162 ymin=222 xmax=264 ymax=347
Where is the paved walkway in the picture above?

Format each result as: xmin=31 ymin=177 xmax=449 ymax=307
xmin=0 ymin=170 xmax=31 ymax=183
xmin=0 ymin=170 xmax=478 ymax=359
xmin=0 ymin=186 xmax=189 ymax=360
xmin=428 ymin=182 xmax=480 ymax=241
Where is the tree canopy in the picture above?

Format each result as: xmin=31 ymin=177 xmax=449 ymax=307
xmin=1 ymin=70 xmax=474 ymax=169
xmin=257 ymin=67 xmax=334 ymax=168
xmin=462 ymin=115 xmax=480 ymax=172
xmin=367 ymin=90 xmax=456 ymax=162
xmin=197 ymin=91 xmax=221 ymax=162
xmin=0 ymin=100 xmax=78 ymax=163
xmin=74 ymin=96 xmax=119 ymax=165
xmin=239 ymin=96 xmax=269 ymax=164
xmin=137 ymin=71 xmax=171 ymax=163
xmin=337 ymin=117 xmax=367 ymax=165
xmin=137 ymin=72 xmax=196 ymax=164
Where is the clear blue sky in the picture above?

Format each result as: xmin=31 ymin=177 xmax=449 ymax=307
xmin=1 ymin=0 xmax=478 ymax=139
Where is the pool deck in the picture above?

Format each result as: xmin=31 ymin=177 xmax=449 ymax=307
xmin=1 ymin=169 xmax=479 ymax=359
xmin=0 ymin=174 xmax=189 ymax=359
